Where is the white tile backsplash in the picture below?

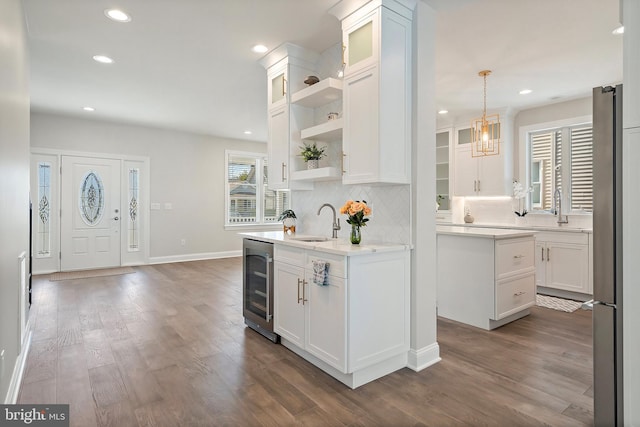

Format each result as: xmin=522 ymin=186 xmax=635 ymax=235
xmin=448 ymin=196 xmax=592 ymax=229
xmin=292 ymin=182 xmax=411 ymax=244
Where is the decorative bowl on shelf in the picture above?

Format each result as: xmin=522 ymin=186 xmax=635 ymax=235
xmin=304 ymin=75 xmax=320 ymax=85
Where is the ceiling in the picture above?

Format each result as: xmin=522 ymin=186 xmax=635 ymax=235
xmin=23 ymin=0 xmax=622 ymax=142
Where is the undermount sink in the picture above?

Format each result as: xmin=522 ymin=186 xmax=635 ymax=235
xmin=289 ymin=236 xmax=330 ymax=242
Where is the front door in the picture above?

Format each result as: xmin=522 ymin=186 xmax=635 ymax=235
xmin=61 ymin=156 xmax=121 ymax=271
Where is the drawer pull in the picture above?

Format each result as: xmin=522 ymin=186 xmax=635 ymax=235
xmin=297 ymin=278 xmax=302 ymax=303
xmin=513 ymin=255 xmax=524 ymax=259
xmin=513 ymin=291 xmax=526 ymax=297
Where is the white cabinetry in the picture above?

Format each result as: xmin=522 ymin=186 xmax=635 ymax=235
xmin=273 ymin=243 xmax=410 ymax=388
xmin=261 ymin=44 xmax=318 ymax=190
xmin=336 ymin=0 xmax=414 ymax=184
xmin=437 ymin=229 xmax=536 ymax=330
xmin=535 ymin=231 xmax=591 ymax=296
xmin=453 ymin=116 xmax=514 ymax=196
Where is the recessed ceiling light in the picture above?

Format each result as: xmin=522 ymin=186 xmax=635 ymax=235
xmin=92 ymin=55 xmax=114 ymax=64
xmin=519 ymin=89 xmax=532 ymax=95
xmin=83 ymin=106 xmax=95 ymax=112
xmin=438 ymin=110 xmax=448 ymax=114
xmin=244 ymin=130 xmax=252 ymax=135
xmin=612 ymin=25 xmax=624 ymax=35
xmin=252 ymin=44 xmax=268 ymax=53
xmin=104 ymin=9 xmax=131 ymax=22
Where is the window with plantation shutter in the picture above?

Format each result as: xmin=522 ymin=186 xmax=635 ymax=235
xmin=226 ymin=151 xmax=290 ymax=225
xmin=528 ymin=124 xmax=592 ymax=213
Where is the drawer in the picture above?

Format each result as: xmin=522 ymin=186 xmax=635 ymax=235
xmin=306 ymin=250 xmax=347 ymax=279
xmin=495 ymin=238 xmax=535 ymax=279
xmin=494 ymin=273 xmax=535 ymax=320
xmin=536 ymin=231 xmax=589 ymax=245
xmin=274 ymin=245 xmax=305 ymax=266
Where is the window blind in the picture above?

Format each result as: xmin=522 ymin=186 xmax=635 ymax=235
xmin=570 ymin=126 xmax=593 ymax=212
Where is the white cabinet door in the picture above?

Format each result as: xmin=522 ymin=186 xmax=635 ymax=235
xmin=478 ymin=153 xmax=508 ymax=196
xmin=305 ymin=272 xmax=347 ymax=372
xmin=342 ymin=65 xmax=379 ymax=184
xmin=535 ymin=240 xmax=547 ymax=287
xmin=274 ymin=262 xmax=305 ymax=347
xmin=267 ymin=105 xmax=289 ymax=190
xmin=546 ymin=242 xmax=590 ymax=293
xmin=454 ymin=146 xmax=477 ymax=196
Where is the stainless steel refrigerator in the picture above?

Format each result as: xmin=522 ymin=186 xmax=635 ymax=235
xmin=592 ymin=84 xmax=624 ymax=426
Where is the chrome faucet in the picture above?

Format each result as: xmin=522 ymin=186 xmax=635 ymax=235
xmin=553 ymin=188 xmax=569 ymax=224
xmin=317 ymin=203 xmax=341 ymax=238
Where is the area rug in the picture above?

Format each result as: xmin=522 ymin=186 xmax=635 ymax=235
xmin=50 ymin=266 xmax=135 ymax=281
xmin=536 ymin=294 xmax=583 ymax=313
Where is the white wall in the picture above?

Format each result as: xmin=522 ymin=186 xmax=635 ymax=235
xmin=622 ymin=0 xmax=640 ymax=423
xmin=0 ymin=0 xmax=30 ymax=402
xmin=30 ymin=112 xmax=269 ymax=262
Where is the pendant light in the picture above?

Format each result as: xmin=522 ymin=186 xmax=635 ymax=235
xmin=471 ymin=70 xmax=500 ymax=157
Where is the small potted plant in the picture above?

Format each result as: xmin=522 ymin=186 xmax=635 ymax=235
xmin=299 ymin=142 xmax=327 ymax=170
xmin=277 ymin=209 xmax=297 ymax=235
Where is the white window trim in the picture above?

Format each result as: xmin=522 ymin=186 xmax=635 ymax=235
xmin=518 ymin=115 xmax=592 ymax=216
xmin=224 ymin=150 xmax=289 ymax=230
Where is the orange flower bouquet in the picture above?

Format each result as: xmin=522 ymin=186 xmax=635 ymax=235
xmin=340 ymin=200 xmax=371 ymax=244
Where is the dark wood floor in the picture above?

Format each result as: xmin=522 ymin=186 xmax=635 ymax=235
xmin=19 ymin=258 xmax=593 ymax=426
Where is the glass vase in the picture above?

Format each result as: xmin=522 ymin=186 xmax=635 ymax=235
xmin=350 ymin=224 xmax=361 ymax=245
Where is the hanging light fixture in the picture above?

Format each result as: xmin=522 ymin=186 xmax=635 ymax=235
xmin=471 ymin=70 xmax=500 ymax=157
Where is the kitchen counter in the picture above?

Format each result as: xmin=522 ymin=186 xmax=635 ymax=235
xmin=436 ymin=225 xmax=537 ymax=239
xmin=240 ymin=231 xmax=409 ymax=256
xmin=438 ymin=222 xmax=592 ymax=234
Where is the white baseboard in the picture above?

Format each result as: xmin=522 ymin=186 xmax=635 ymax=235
xmin=4 ymin=330 xmax=32 ymax=404
xmin=149 ymin=250 xmax=241 ymax=265
xmin=407 ymin=342 xmax=441 ymax=372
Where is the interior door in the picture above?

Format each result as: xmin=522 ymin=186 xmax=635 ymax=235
xmin=61 ymin=156 xmax=121 ymax=271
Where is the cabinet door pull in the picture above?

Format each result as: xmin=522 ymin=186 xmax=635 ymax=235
xmin=302 ymin=279 xmax=308 ymax=305
xmin=341 ymin=151 xmax=346 ymax=174
xmin=513 ymin=291 xmax=526 ymax=297
xmin=547 ymin=247 xmax=550 ymax=262
xmin=477 ymin=180 xmax=481 ymax=192
xmin=541 ymin=247 xmax=544 ymax=261
xmin=473 ymin=180 xmax=477 ymax=192
xmin=297 ymin=278 xmax=302 ymax=303
xmin=281 ymin=162 xmax=286 ymax=182
xmin=513 ymin=255 xmax=524 ymax=259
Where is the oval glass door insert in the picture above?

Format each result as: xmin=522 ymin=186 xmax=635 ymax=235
xmin=79 ymin=171 xmax=105 ymax=226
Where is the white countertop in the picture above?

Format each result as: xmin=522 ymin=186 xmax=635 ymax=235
xmin=436 ymin=225 xmax=537 ymax=239
xmin=438 ymin=222 xmax=592 ymax=234
xmin=240 ymin=231 xmax=410 ymax=256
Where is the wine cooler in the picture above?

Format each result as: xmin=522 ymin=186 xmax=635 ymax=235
xmin=242 ymin=238 xmax=278 ymax=342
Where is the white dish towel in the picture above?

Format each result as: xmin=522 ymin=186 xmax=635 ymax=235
xmin=312 ymin=260 xmax=329 ymax=286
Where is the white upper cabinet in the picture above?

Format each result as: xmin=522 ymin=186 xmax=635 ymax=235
xmin=453 ymin=112 xmax=514 ymax=196
xmin=261 ymin=44 xmax=319 ymax=190
xmin=334 ymin=0 xmax=415 ymax=185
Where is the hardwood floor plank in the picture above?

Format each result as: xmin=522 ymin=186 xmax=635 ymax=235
xmin=20 ymin=259 xmax=595 ymax=426
xmin=88 ymin=364 xmax=130 ymax=408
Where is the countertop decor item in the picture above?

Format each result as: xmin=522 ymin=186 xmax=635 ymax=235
xmin=300 ymin=142 xmax=326 ymax=169
xmin=304 ymin=75 xmax=319 ymax=85
xmin=277 ymin=209 xmax=297 ymax=234
xmin=340 ymin=200 xmax=371 ymax=244
xmin=513 ymin=180 xmax=533 ymax=217
xmin=463 ymin=206 xmax=474 ymax=223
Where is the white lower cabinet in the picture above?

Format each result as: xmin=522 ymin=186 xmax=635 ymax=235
xmin=437 ymin=232 xmax=536 ymax=330
xmin=535 ymin=231 xmax=591 ymax=296
xmin=273 ymin=244 xmax=410 ymax=388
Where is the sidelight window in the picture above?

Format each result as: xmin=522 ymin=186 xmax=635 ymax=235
xmin=128 ymin=168 xmax=139 ymax=251
xmin=36 ymin=162 xmax=51 ymax=257
xmin=226 ymin=151 xmax=290 ymax=226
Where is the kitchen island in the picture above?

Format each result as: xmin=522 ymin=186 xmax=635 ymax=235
xmin=241 ymin=232 xmax=411 ymax=388
xmin=437 ymin=226 xmax=537 ymax=330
